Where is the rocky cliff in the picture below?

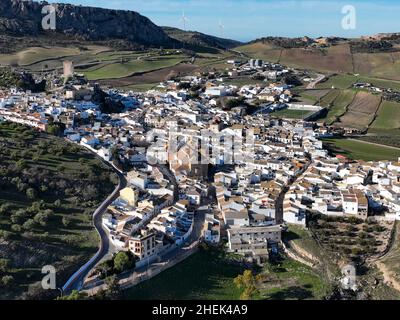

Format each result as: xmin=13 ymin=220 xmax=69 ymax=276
xmin=0 ymin=0 xmax=175 ymax=47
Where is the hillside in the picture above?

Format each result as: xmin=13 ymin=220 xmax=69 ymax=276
xmin=163 ymin=27 xmax=242 ymax=52
xmin=237 ymin=36 xmax=400 ymax=80
xmin=0 ymin=0 xmax=176 ymax=49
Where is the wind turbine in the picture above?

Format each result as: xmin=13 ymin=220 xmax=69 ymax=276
xmin=218 ymin=20 xmax=225 ymax=38
xmin=180 ymin=10 xmax=189 ymax=31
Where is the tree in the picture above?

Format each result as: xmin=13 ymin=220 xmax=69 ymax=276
xmin=54 ymin=199 xmax=62 ymax=208
xmin=34 ymin=211 xmax=50 ymax=227
xmin=113 ymin=251 xmax=134 ymax=274
xmin=0 ymin=203 xmax=12 ymax=216
xmin=1 ymin=275 xmax=14 ymax=287
xmin=16 ymin=159 xmax=27 ymax=170
xmin=57 ymin=290 xmax=88 ymax=300
xmin=26 ymin=188 xmax=37 ymax=200
xmin=0 ymin=258 xmax=10 ymax=272
xmin=11 ymin=209 xmax=27 ymax=224
xmin=62 ymin=216 xmax=71 ymax=227
xmin=22 ymin=219 xmax=36 ymax=230
xmin=104 ymin=275 xmax=121 ymax=299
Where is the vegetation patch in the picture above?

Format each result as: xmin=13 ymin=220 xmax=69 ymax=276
xmin=0 ymin=122 xmax=117 ymax=299
xmin=124 ymin=247 xmax=245 ymax=300
xmin=322 ymin=138 xmax=400 ymax=161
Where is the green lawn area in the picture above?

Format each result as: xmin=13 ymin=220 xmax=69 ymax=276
xmin=257 ymin=257 xmax=331 ymax=300
xmin=124 ymin=248 xmax=245 ymax=300
xmin=317 ymin=74 xmax=357 ymax=90
xmin=272 ymin=109 xmax=313 ymax=119
xmin=117 ymin=83 xmax=160 ymax=92
xmin=322 ymin=138 xmax=400 ymax=161
xmin=319 ymin=89 xmax=340 ymax=107
xmin=370 ymin=101 xmax=400 ymax=130
xmin=83 ymin=56 xmax=186 ymax=80
xmin=316 ymin=73 xmax=400 ymax=91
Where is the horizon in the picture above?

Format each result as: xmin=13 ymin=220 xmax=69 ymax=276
xmin=45 ymin=0 xmax=400 ymax=42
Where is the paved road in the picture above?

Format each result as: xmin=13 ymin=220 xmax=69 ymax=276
xmin=62 ymin=168 xmax=127 ymax=295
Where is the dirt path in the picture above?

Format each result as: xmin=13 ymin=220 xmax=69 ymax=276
xmin=347 ymin=138 xmax=400 ymax=151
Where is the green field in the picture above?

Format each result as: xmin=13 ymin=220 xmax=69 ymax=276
xmin=83 ymin=56 xmax=186 ymax=80
xmin=370 ymin=101 xmax=400 ymax=130
xmin=257 ymin=257 xmax=331 ymax=300
xmin=124 ymin=248 xmax=245 ymax=300
xmin=319 ymin=90 xmax=356 ymax=124
xmin=272 ymin=109 xmax=313 ymax=119
xmin=322 ymin=138 xmax=400 ymax=161
xmin=317 ymin=74 xmax=357 ymax=90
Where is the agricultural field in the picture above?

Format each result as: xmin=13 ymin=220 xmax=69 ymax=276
xmin=82 ymin=56 xmax=187 ymax=80
xmin=336 ymin=91 xmax=382 ymax=130
xmin=0 ymin=45 xmax=111 ymax=70
xmin=309 ymin=214 xmax=394 ymax=263
xmin=318 ymin=90 xmax=356 ymax=124
xmin=238 ymin=40 xmax=400 ymax=83
xmin=235 ymin=42 xmax=282 ymax=63
xmin=98 ymin=63 xmax=199 ymax=88
xmin=322 ymin=138 xmax=400 ymax=161
xmin=294 ymin=89 xmax=331 ymax=105
xmin=0 ymin=122 xmax=117 ymax=299
xmin=370 ymin=101 xmax=400 ymax=130
xmin=316 ymin=74 xmax=358 ymax=90
xmin=280 ymin=44 xmax=353 ymax=73
xmin=353 ymin=51 xmax=400 ymax=81
xmin=237 ymin=43 xmax=353 ymax=73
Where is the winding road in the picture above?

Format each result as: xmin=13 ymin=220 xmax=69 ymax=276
xmin=62 ymin=166 xmax=127 ymax=295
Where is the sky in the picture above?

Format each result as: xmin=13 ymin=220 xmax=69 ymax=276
xmin=47 ymin=0 xmax=400 ymax=42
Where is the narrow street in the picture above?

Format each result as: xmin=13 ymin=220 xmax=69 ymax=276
xmin=62 ymin=169 xmax=127 ymax=295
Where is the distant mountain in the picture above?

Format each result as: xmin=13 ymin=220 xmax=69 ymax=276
xmin=163 ymin=27 xmax=242 ymax=52
xmin=0 ymin=0 xmax=175 ymax=47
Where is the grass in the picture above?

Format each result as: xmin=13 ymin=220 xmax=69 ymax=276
xmin=257 ymin=257 xmax=331 ymax=300
xmin=117 ymin=83 xmax=159 ymax=92
xmin=322 ymin=138 xmax=400 ymax=161
xmin=0 ymin=47 xmax=82 ymax=66
xmin=83 ymin=56 xmax=186 ymax=80
xmin=319 ymin=90 xmax=356 ymax=124
xmin=370 ymin=100 xmax=400 ymax=130
xmin=272 ymin=109 xmax=313 ymax=119
xmin=317 ymin=74 xmax=357 ymax=90
xmin=123 ymin=248 xmax=245 ymax=300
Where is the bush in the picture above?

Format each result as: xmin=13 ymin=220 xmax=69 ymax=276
xmin=1 ymin=275 xmax=14 ymax=287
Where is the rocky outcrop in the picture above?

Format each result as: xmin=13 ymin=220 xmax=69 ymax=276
xmin=0 ymin=0 xmax=175 ymax=47
xmin=163 ymin=27 xmax=242 ymax=51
